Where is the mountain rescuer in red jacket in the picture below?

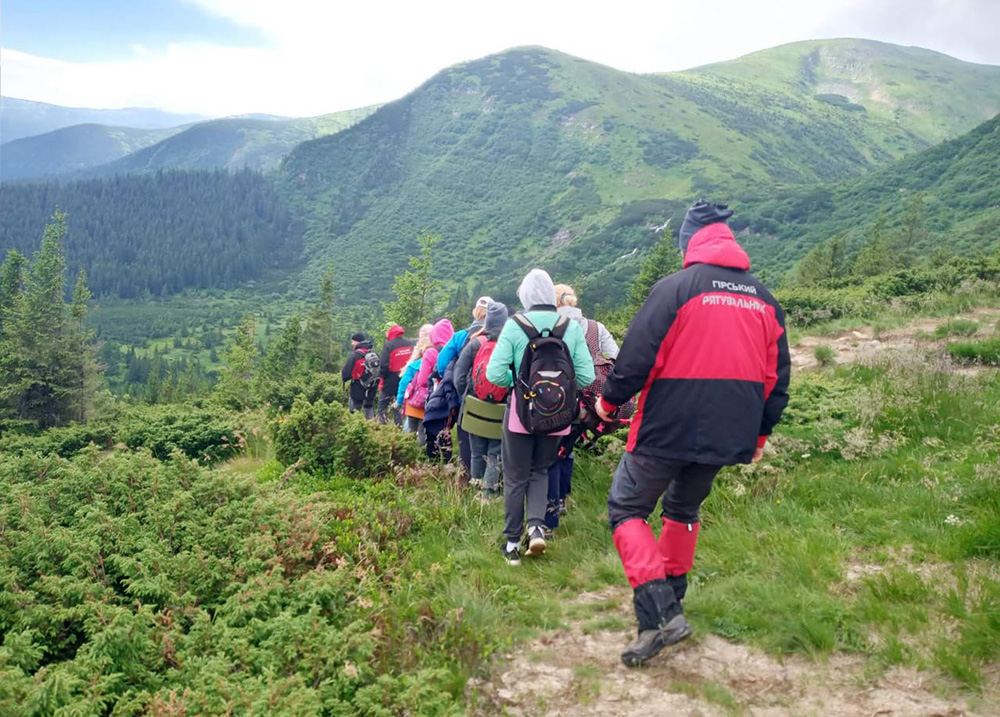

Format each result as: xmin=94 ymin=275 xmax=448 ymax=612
xmin=595 ymin=200 xmax=791 ymax=667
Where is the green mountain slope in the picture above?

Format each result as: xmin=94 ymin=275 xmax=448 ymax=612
xmin=0 ymin=96 xmax=204 ymax=143
xmin=279 ymin=41 xmax=1000 ymax=303
xmin=0 ymin=123 xmax=181 ymax=181
xmin=737 ymin=113 xmax=1000 ymax=277
xmin=91 ymin=107 xmax=378 ymax=175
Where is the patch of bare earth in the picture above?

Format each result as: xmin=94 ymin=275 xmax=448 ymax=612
xmin=471 ymin=588 xmax=993 ymax=716
xmin=790 ymin=310 xmax=1000 ymax=371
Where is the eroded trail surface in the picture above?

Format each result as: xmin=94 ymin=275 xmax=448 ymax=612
xmin=474 ymin=588 xmax=991 ymax=716
xmin=789 ymin=307 xmax=1000 ymax=371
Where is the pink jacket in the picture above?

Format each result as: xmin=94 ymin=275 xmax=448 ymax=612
xmin=408 ymin=347 xmax=440 ymax=409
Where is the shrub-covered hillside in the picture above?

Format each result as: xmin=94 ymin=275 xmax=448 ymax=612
xmin=738 ymin=113 xmax=1000 ymax=278
xmin=281 ymin=40 xmax=1000 ymax=302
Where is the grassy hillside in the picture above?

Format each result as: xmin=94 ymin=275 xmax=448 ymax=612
xmin=0 ymin=96 xmax=203 ymax=143
xmin=0 ymin=123 xmax=181 ymax=181
xmin=279 ymin=41 xmax=1000 ymax=304
xmin=737 ymin=113 xmax=1000 ymax=279
xmin=90 ymin=106 xmax=379 ymax=176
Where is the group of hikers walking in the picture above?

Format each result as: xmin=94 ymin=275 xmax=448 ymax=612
xmin=341 ymin=201 xmax=791 ymax=667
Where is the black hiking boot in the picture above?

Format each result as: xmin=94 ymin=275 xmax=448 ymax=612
xmin=621 ymin=579 xmax=691 ymax=667
xmin=621 ymin=614 xmax=693 ymax=667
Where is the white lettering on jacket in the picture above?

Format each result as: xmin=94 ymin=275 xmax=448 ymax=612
xmin=702 ymin=294 xmax=767 ymax=313
xmin=711 ymin=280 xmax=758 ymax=295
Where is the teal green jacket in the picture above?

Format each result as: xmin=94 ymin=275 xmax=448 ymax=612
xmin=486 ymin=308 xmax=596 ymax=389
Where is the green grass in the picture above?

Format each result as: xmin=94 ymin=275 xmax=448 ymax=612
xmin=948 ymin=337 xmax=1000 ymax=366
xmin=935 ymin=318 xmax=980 ymax=338
xmin=317 ymin=348 xmax=1000 ymax=704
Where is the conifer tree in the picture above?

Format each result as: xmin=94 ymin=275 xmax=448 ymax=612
xmin=853 ymin=211 xmax=897 ymax=277
xmin=256 ymin=315 xmax=302 ymax=399
xmin=627 ymin=225 xmax=681 ymax=310
xmin=0 ymin=211 xmax=81 ymax=427
xmin=796 ymin=234 xmax=849 ymax=284
xmin=66 ymin=269 xmax=101 ymax=421
xmin=215 ymin=316 xmax=258 ymax=409
xmin=383 ymin=232 xmax=441 ymax=331
xmin=302 ymin=267 xmax=336 ymax=372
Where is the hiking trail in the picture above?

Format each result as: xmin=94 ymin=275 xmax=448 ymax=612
xmin=472 ymin=309 xmax=1000 ymax=716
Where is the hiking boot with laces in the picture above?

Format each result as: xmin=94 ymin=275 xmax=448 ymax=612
xmin=621 ymin=614 xmax=692 ymax=667
xmin=526 ymin=527 xmax=547 ymax=556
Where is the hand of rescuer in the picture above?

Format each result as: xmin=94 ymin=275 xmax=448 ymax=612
xmin=752 ymin=436 xmax=767 ymax=463
xmin=594 ymin=396 xmax=614 ymax=423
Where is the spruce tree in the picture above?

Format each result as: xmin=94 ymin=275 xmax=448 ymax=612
xmin=0 ymin=211 xmax=77 ymax=427
xmin=853 ymin=211 xmax=897 ymax=277
xmin=66 ymin=269 xmax=101 ymax=422
xmin=215 ymin=316 xmax=258 ymax=409
xmin=383 ymin=232 xmax=441 ymax=331
xmin=796 ymin=234 xmax=849 ymax=285
xmin=627 ymin=225 xmax=682 ymax=310
xmin=302 ymin=267 xmax=336 ymax=373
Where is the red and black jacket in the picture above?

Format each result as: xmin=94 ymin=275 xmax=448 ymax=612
xmin=380 ymin=325 xmax=414 ymax=396
xmin=600 ymin=224 xmax=790 ymax=465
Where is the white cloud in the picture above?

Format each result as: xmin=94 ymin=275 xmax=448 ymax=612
xmin=2 ymin=0 xmax=998 ymax=116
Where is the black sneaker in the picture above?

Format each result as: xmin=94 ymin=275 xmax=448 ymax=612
xmin=526 ymin=527 xmax=547 ymax=556
xmin=504 ymin=544 xmax=521 ymax=566
xmin=620 ymin=614 xmax=693 ymax=667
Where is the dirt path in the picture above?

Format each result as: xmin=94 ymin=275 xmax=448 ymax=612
xmin=473 ymin=588 xmax=992 ymax=716
xmin=473 ymin=309 xmax=1000 ymax=716
xmin=789 ymin=307 xmax=1000 ymax=371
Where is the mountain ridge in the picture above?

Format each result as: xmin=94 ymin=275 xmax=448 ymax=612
xmin=277 ymin=40 xmax=1000 ymax=303
xmin=0 ymin=96 xmax=206 ymax=143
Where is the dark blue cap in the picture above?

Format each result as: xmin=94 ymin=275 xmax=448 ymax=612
xmin=678 ymin=199 xmax=734 ymax=252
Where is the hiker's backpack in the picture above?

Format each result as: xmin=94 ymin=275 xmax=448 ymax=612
xmin=471 ymin=336 xmax=508 ymax=403
xmin=358 ymin=350 xmax=381 ymax=388
xmin=513 ymin=314 xmax=577 ymax=434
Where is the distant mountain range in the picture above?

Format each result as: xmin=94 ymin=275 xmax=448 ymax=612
xmin=0 ymin=105 xmax=379 ymax=181
xmin=0 ymin=96 xmax=205 ymax=143
xmin=2 ymin=39 xmax=999 ymax=306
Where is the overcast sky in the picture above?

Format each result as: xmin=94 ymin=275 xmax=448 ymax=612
xmin=3 ymin=0 xmax=999 ymax=117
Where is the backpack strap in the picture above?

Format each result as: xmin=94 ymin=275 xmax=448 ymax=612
xmin=550 ymin=316 xmax=570 ymax=340
xmin=513 ymin=314 xmax=540 ymax=340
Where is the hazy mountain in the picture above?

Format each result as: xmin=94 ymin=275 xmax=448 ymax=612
xmin=89 ymin=107 xmax=378 ymax=176
xmin=0 ymin=96 xmax=205 ymax=143
xmin=0 ymin=124 xmax=182 ymax=182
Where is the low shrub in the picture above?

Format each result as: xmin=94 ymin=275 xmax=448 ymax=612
xmin=273 ymin=397 xmax=423 ymax=477
xmin=947 ymin=337 xmax=1000 ymax=366
xmin=813 ymin=345 xmax=837 ymax=366
xmin=934 ymin=319 xmax=979 ymax=339
xmin=0 ymin=404 xmax=242 ymax=464
xmin=0 ymin=448 xmax=454 ymax=715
